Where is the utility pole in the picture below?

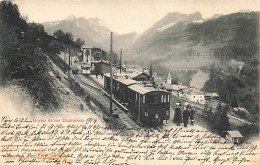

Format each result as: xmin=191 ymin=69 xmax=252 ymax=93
xmin=100 ymin=47 xmax=102 ymax=74
xmin=120 ymin=48 xmax=122 ymax=73
xmin=149 ymin=63 xmax=153 ymax=77
xmin=68 ymin=45 xmax=71 ymax=78
xmin=110 ymin=32 xmax=113 ymax=115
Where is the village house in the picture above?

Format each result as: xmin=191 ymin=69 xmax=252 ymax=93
xmin=177 ymin=87 xmax=205 ymax=104
xmin=186 ymin=89 xmax=205 ymax=104
xmin=224 ymin=131 xmax=243 ymax=144
xmin=128 ymin=71 xmax=151 ymax=82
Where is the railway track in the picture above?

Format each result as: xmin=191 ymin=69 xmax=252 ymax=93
xmin=74 ymin=74 xmax=102 ymax=94
xmin=74 ymin=74 xmax=139 ymax=128
xmin=87 ymin=76 xmax=128 ymax=112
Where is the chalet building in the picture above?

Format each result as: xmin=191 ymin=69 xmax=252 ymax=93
xmin=177 ymin=88 xmax=205 ymax=104
xmin=128 ymin=71 xmax=151 ymax=82
xmin=186 ymin=90 xmax=205 ymax=104
xmin=224 ymin=131 xmax=243 ymax=144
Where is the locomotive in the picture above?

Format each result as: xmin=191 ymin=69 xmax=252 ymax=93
xmin=104 ymin=73 xmax=170 ymax=126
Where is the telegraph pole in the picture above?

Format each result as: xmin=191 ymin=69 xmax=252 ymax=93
xmin=68 ymin=45 xmax=71 ymax=78
xmin=120 ymin=48 xmax=122 ymax=73
xmin=100 ymin=47 xmax=102 ymax=74
xmin=110 ymin=32 xmax=113 ymax=115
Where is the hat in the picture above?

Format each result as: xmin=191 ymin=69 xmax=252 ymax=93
xmin=176 ymin=102 xmax=181 ymax=106
xmin=184 ymin=102 xmax=188 ymax=106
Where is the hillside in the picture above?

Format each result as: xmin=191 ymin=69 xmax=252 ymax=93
xmin=127 ymin=11 xmax=259 ymax=124
xmin=127 ymin=11 xmax=259 ymax=70
xmin=0 ymin=1 xmax=83 ymax=111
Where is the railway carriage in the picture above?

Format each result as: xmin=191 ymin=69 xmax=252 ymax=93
xmin=104 ymin=73 xmax=170 ymax=126
xmin=103 ymin=74 xmax=123 ymax=95
xmin=127 ymin=84 xmax=170 ymax=126
xmin=116 ymin=78 xmax=137 ymax=103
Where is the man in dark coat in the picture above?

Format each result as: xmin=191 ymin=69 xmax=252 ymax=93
xmin=190 ymin=105 xmax=195 ymax=126
xmin=173 ymin=102 xmax=182 ymax=126
xmin=183 ymin=103 xmax=190 ymax=127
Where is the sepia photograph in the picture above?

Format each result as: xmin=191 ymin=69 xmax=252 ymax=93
xmin=0 ymin=0 xmax=259 ymax=164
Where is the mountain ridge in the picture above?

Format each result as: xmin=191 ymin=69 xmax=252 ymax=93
xmin=42 ymin=16 xmax=138 ymax=51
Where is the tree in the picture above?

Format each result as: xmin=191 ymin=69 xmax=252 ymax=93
xmin=53 ymin=29 xmax=74 ymax=45
xmin=53 ymin=29 xmax=65 ymax=41
xmin=231 ymin=97 xmax=238 ymax=108
xmin=75 ymin=38 xmax=85 ymax=48
xmin=214 ymin=103 xmax=229 ymax=135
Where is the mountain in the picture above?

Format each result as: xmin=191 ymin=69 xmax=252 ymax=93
xmin=101 ymin=32 xmax=138 ymax=52
xmin=42 ymin=16 xmax=138 ymax=51
xmin=135 ymin=12 xmax=204 ymax=45
xmin=126 ymin=11 xmax=259 ymax=70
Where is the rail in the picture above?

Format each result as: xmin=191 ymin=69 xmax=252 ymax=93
xmin=74 ymin=74 xmax=103 ymax=94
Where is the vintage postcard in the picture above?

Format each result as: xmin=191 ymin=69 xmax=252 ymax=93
xmin=0 ymin=0 xmax=259 ymax=164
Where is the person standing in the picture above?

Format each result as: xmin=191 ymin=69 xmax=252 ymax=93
xmin=190 ymin=105 xmax=195 ymax=126
xmin=173 ymin=102 xmax=182 ymax=126
xmin=183 ymin=102 xmax=190 ymax=127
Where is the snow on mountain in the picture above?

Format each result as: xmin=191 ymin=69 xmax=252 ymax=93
xmin=157 ymin=22 xmax=176 ymax=31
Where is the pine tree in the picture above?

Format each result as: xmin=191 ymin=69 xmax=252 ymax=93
xmin=214 ymin=103 xmax=230 ymax=135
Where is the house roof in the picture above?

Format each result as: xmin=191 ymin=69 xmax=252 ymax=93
xmin=114 ymin=73 xmax=127 ymax=79
xmin=205 ymin=93 xmax=219 ymax=97
xmin=186 ymin=88 xmax=204 ymax=95
xmin=226 ymin=131 xmax=243 ymax=138
xmin=129 ymin=71 xmax=149 ymax=79
xmin=172 ymin=84 xmax=188 ymax=91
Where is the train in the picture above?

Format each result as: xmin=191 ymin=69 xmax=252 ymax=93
xmin=104 ymin=73 xmax=170 ymax=126
xmin=81 ymin=63 xmax=91 ymax=76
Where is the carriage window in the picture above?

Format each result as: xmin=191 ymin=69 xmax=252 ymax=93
xmin=164 ymin=95 xmax=167 ymax=102
xmin=143 ymin=96 xmax=145 ymax=103
xmin=161 ymin=95 xmax=163 ymax=102
xmin=167 ymin=95 xmax=170 ymax=102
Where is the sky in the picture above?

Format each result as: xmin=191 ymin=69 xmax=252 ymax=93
xmin=13 ymin=0 xmax=260 ymax=34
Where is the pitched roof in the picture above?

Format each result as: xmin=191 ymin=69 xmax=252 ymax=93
xmin=226 ymin=131 xmax=243 ymax=138
xmin=129 ymin=71 xmax=149 ymax=79
xmin=128 ymin=84 xmax=151 ymax=95
xmin=117 ymin=79 xmax=137 ymax=85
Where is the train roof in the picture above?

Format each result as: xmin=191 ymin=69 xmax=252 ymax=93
xmin=128 ymin=84 xmax=151 ymax=95
xmin=104 ymin=73 xmax=111 ymax=77
xmin=128 ymin=84 xmax=168 ymax=95
xmin=117 ymin=78 xmax=136 ymax=85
